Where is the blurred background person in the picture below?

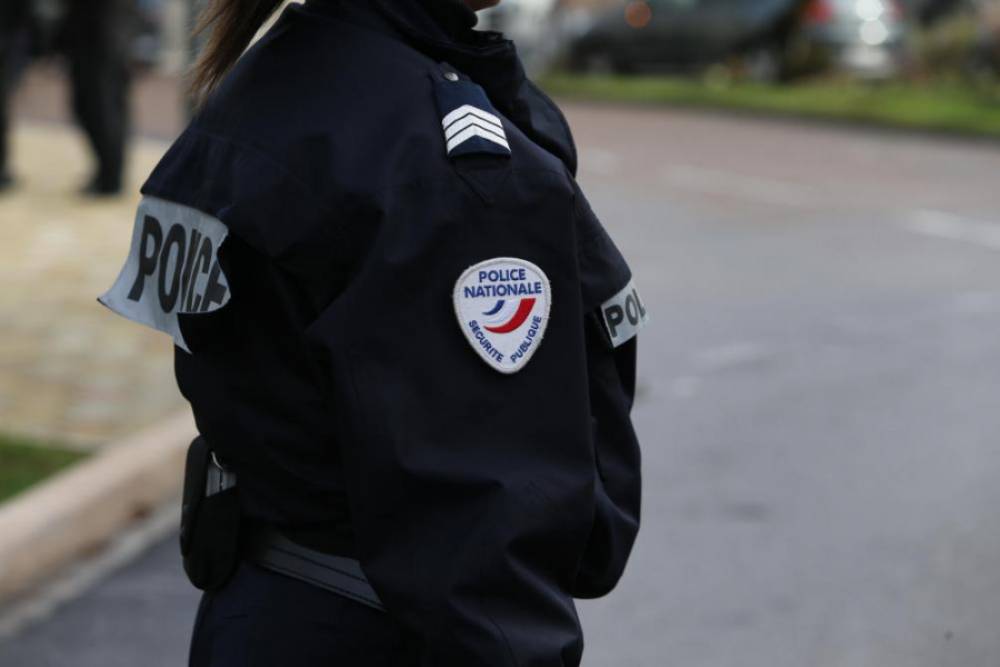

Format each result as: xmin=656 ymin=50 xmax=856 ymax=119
xmin=60 ymin=0 xmax=135 ymax=196
xmin=0 ymin=0 xmax=33 ymax=192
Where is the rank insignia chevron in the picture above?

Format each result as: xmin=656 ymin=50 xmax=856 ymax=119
xmin=442 ymin=104 xmax=510 ymax=156
xmin=433 ymin=67 xmax=512 ymax=159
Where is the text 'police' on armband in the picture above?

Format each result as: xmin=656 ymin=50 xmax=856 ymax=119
xmin=98 ymin=196 xmax=231 ymax=352
xmin=601 ymin=279 xmax=649 ymax=348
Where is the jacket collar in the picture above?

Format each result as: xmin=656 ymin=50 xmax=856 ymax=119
xmin=304 ymin=0 xmax=525 ymax=116
xmin=301 ymin=0 xmax=577 ymax=174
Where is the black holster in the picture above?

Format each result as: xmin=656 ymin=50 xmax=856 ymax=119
xmin=180 ymin=436 xmax=241 ymax=591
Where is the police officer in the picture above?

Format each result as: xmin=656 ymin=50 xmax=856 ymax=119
xmin=100 ymin=0 xmax=648 ymax=664
xmin=0 ymin=0 xmax=31 ymax=191
xmin=60 ymin=0 xmax=133 ymax=195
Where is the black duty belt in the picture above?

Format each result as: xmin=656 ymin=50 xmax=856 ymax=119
xmin=243 ymin=528 xmax=385 ymax=612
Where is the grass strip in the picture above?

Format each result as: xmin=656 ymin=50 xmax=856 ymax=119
xmin=0 ymin=434 xmax=87 ymax=504
xmin=539 ymin=74 xmax=1000 ymax=139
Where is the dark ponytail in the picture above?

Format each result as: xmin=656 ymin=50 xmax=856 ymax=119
xmin=189 ymin=0 xmax=284 ymax=100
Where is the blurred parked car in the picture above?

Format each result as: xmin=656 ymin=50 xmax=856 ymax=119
xmin=480 ymin=0 xmax=561 ymax=73
xmin=900 ymin=0 xmax=965 ymax=24
xmin=789 ymin=0 xmax=909 ymax=78
xmin=556 ymin=0 xmax=909 ymax=79
xmin=971 ymin=0 xmax=1000 ymax=75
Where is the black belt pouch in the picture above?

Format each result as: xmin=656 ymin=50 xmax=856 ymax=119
xmin=180 ymin=436 xmax=241 ymax=591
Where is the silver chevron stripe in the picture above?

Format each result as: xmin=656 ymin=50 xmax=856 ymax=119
xmin=442 ymin=104 xmax=509 ymax=154
xmin=445 ymin=116 xmax=507 ymax=145
xmin=446 ymin=125 xmax=511 ymax=153
xmin=441 ymin=104 xmax=504 ymax=132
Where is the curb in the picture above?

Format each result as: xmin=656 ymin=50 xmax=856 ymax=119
xmin=0 ymin=412 xmax=195 ymax=603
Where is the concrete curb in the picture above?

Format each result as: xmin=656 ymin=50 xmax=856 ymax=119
xmin=0 ymin=412 xmax=195 ymax=603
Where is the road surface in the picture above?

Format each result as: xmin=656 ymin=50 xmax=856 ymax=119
xmin=3 ymin=102 xmax=1000 ymax=667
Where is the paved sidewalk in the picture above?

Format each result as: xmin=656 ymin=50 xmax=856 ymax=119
xmin=14 ymin=65 xmax=185 ymax=142
xmin=0 ymin=123 xmax=183 ymax=450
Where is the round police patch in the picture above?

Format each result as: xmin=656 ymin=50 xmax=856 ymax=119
xmin=453 ymin=257 xmax=551 ymax=374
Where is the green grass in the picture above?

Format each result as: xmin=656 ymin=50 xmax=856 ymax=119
xmin=0 ymin=434 xmax=87 ymax=504
xmin=539 ymin=73 xmax=1000 ymax=139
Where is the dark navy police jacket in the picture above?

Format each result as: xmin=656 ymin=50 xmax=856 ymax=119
xmin=100 ymin=0 xmax=647 ymax=663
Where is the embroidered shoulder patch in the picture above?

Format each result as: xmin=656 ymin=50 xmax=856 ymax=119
xmin=98 ymin=196 xmax=231 ymax=353
xmin=434 ymin=69 xmax=511 ymax=158
xmin=601 ymin=279 xmax=649 ymax=348
xmin=454 ymin=258 xmax=550 ymax=374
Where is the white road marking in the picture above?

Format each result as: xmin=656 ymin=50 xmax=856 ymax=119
xmin=0 ymin=500 xmax=180 ymax=641
xmin=902 ymin=209 xmax=1000 ymax=251
xmin=660 ymin=165 xmax=821 ymax=209
xmin=693 ymin=342 xmax=773 ymax=372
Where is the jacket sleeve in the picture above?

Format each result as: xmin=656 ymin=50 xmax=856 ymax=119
xmin=571 ymin=184 xmax=644 ymax=599
xmin=302 ymin=171 xmax=641 ymax=666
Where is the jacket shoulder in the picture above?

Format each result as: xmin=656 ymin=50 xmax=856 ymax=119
xmin=142 ymin=10 xmax=445 ymax=257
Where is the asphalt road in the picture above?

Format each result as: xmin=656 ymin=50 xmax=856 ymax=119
xmin=4 ymin=102 xmax=1000 ymax=667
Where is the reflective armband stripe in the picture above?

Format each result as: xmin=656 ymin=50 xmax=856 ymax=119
xmin=98 ymin=196 xmax=231 ymax=353
xmin=601 ymin=279 xmax=649 ymax=348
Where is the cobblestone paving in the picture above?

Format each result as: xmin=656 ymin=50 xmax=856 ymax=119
xmin=0 ymin=124 xmax=183 ymax=450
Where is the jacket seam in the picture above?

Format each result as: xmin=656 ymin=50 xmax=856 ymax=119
xmin=185 ymin=125 xmax=338 ymax=220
